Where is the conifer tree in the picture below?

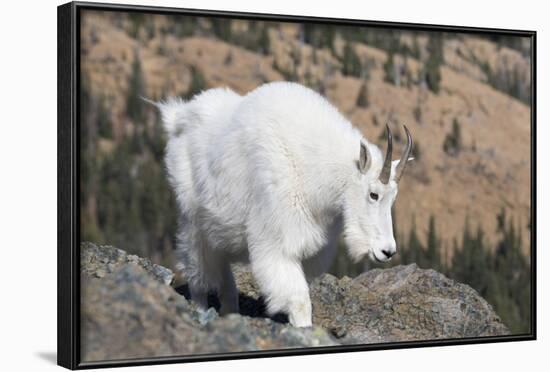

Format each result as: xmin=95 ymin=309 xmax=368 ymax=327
xmin=411 ymin=36 xmax=421 ymax=59
xmin=184 ymin=66 xmax=207 ymax=99
xmin=356 ymin=81 xmax=369 ymax=108
xmin=407 ymin=216 xmax=426 ymax=267
xmin=126 ymin=50 xmax=147 ymax=124
xmin=97 ymin=97 xmax=112 ymax=139
xmin=443 ymin=118 xmax=462 ymax=156
xmin=383 ymin=52 xmax=396 ymax=85
xmin=211 ymin=18 xmax=232 ymax=42
xmin=426 ymin=215 xmax=441 ymax=271
xmin=258 ymin=26 xmax=271 ymax=55
xmin=423 ymin=34 xmax=443 ymax=93
xmin=342 ymin=42 xmax=362 ymax=77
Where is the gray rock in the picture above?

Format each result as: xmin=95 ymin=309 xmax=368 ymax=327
xmin=196 ymin=307 xmax=219 ymax=325
xmin=233 ymin=263 xmax=509 ymax=343
xmin=310 ymin=264 xmax=510 ymax=343
xmin=80 ymin=243 xmax=337 ymax=362
xmin=80 ymin=242 xmax=508 ymax=362
xmin=81 ymin=242 xmax=174 ymax=285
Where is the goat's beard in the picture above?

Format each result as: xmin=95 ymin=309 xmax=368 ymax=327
xmin=342 ymin=196 xmax=379 ymax=264
xmin=342 ymin=230 xmax=373 ymax=264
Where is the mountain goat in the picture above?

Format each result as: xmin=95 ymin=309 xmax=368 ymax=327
xmin=155 ymin=81 xmax=413 ymax=327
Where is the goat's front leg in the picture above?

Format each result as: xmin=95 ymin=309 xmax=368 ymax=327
xmin=250 ymin=249 xmax=312 ymax=327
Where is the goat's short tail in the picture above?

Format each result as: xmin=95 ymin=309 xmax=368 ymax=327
xmin=142 ymin=96 xmax=187 ymax=137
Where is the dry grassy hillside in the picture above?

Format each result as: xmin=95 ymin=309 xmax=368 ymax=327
xmin=80 ymin=11 xmax=531 ymax=259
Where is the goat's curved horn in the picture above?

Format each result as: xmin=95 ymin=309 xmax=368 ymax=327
xmin=379 ymin=124 xmax=393 ymax=184
xmin=395 ymin=125 xmax=413 ymax=182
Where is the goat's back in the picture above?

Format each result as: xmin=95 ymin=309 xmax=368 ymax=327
xmin=161 ymin=82 xmax=361 ymax=254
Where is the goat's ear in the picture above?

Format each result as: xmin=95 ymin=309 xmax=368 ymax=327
xmin=359 ymin=141 xmax=371 ymax=174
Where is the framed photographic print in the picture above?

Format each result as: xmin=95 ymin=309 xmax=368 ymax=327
xmin=57 ymin=1 xmax=536 ymax=369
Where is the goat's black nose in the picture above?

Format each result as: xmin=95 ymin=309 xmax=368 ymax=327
xmin=382 ymin=249 xmax=395 ymax=258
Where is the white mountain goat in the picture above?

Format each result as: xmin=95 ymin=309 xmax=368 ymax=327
xmin=154 ymin=81 xmax=413 ymax=327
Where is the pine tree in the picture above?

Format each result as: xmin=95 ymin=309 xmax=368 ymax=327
xmin=211 ymin=18 xmax=232 ymax=42
xmin=411 ymin=36 xmax=421 ymax=59
xmin=451 ymin=215 xmax=473 ymax=284
xmin=413 ymin=104 xmax=422 ymax=124
xmin=174 ymin=15 xmax=196 ymax=38
xmin=128 ymin=13 xmax=145 ymax=39
xmin=383 ymin=52 xmax=396 ymax=85
xmin=126 ymin=50 xmax=147 ymax=124
xmin=258 ymin=25 xmax=271 ymax=55
xmin=443 ymin=118 xmax=462 ymax=156
xmin=443 ymin=211 xmax=531 ymax=334
xmin=406 ymin=216 xmax=426 ymax=268
xmin=80 ymin=75 xmax=102 ymax=243
xmin=342 ymin=42 xmax=362 ymax=77
xmin=356 ymin=81 xmax=369 ymax=108
xmin=491 ymin=211 xmax=530 ymax=333
xmin=97 ymin=96 xmax=112 ymax=139
xmin=184 ymin=66 xmax=207 ymax=99
xmin=423 ymin=34 xmax=443 ymax=94
xmin=426 ymin=215 xmax=441 ymax=271
xmin=303 ymin=24 xmax=335 ymax=50
xmin=224 ymin=51 xmax=233 ymax=66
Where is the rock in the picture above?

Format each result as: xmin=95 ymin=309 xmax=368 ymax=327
xmin=80 ymin=243 xmax=508 ymax=361
xmin=81 ymin=264 xmax=201 ymax=361
xmin=81 ymin=242 xmax=174 ymax=285
xmin=233 ymin=263 xmax=509 ymax=343
xmin=80 ymin=243 xmax=337 ymax=362
xmin=196 ymin=307 xmax=219 ymax=325
xmin=310 ymin=264 xmax=510 ymax=343
xmin=234 ymin=264 xmax=509 ymax=344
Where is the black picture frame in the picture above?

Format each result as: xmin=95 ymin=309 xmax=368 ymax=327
xmin=57 ymin=1 xmax=537 ymax=369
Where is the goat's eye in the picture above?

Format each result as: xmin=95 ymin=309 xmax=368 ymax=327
xmin=369 ymin=192 xmax=379 ymax=201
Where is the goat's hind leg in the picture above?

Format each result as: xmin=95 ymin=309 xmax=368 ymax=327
xmin=218 ymin=258 xmax=239 ymax=315
xmin=175 ymin=221 xmax=209 ymax=310
xmin=191 ymin=251 xmax=239 ymax=315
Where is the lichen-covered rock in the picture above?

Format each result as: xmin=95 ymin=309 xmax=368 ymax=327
xmin=233 ymin=263 xmax=508 ymax=343
xmin=310 ymin=264 xmax=510 ymax=343
xmin=80 ymin=243 xmax=337 ymax=362
xmin=80 ymin=242 xmax=508 ymax=362
xmin=81 ymin=242 xmax=174 ymax=285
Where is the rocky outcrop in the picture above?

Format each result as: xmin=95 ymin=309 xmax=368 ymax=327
xmin=81 ymin=242 xmax=174 ymax=285
xmin=80 ymin=243 xmax=509 ymax=362
xmin=233 ymin=264 xmax=509 ymax=343
xmin=80 ymin=243 xmax=336 ymax=362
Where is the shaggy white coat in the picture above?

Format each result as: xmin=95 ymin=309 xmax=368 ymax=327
xmin=158 ymin=82 xmax=403 ymax=327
